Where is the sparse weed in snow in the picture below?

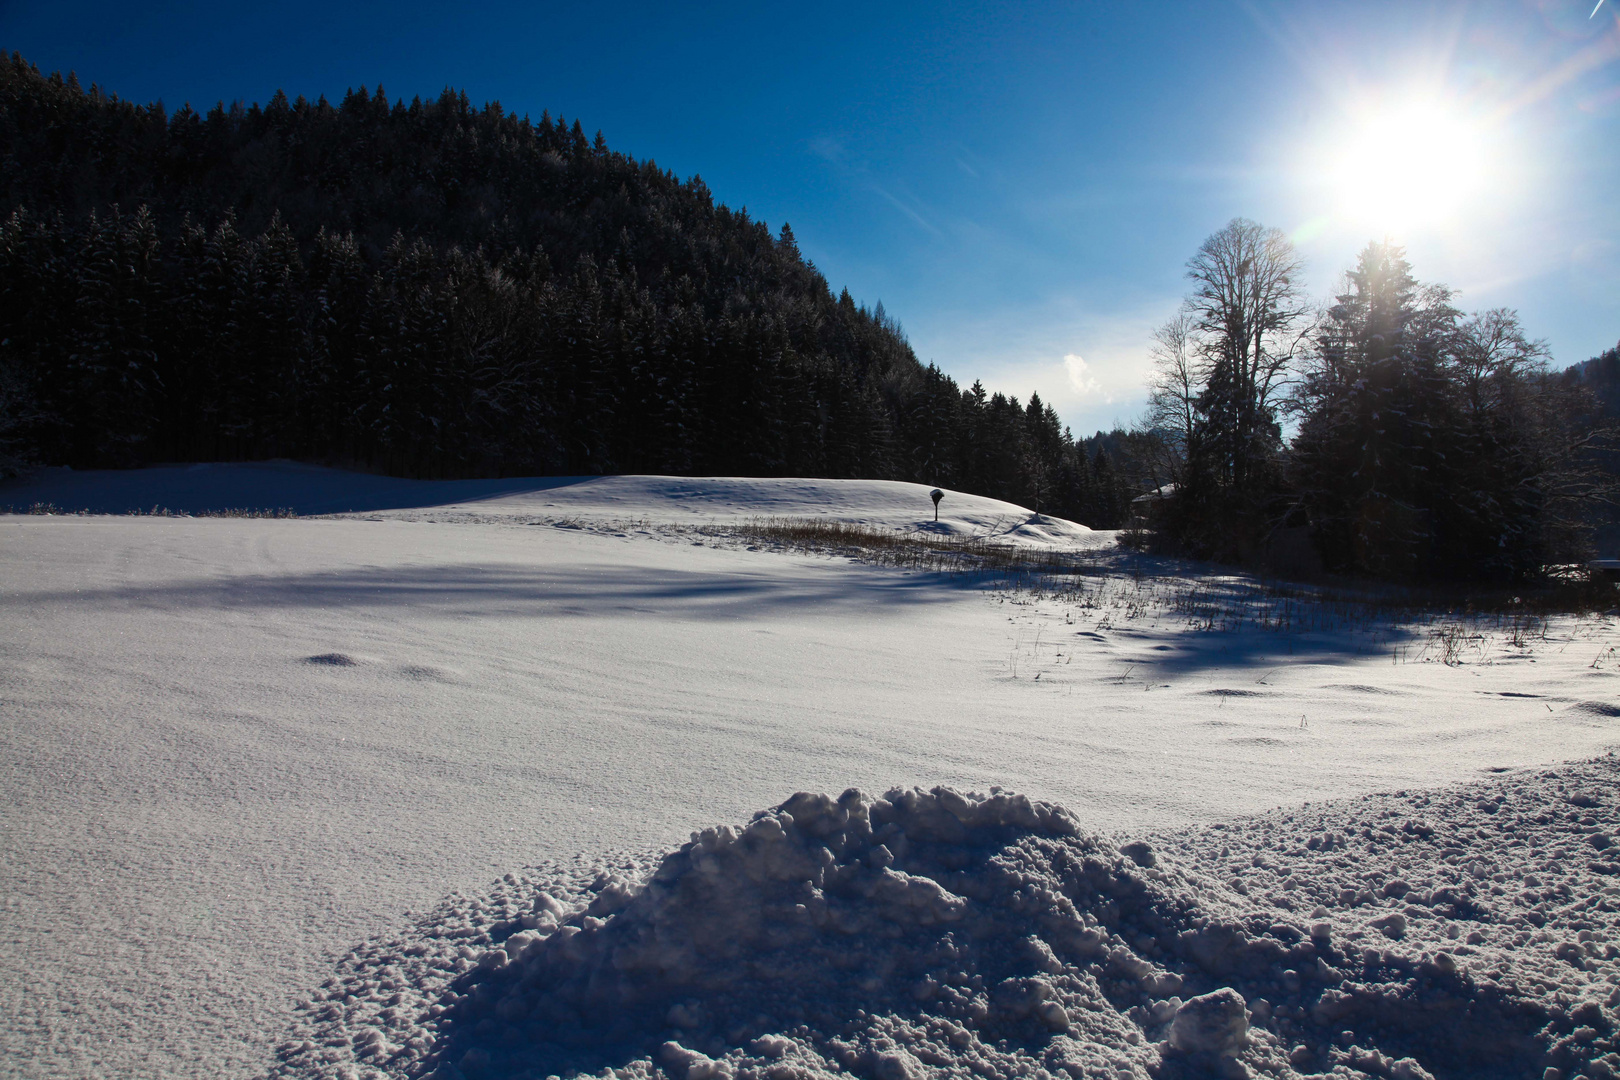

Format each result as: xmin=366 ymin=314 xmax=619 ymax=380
xmin=704 ymin=518 xmax=1616 ymax=667
xmin=997 ymin=556 xmax=1617 ymax=667
xmin=706 ymin=516 xmax=1090 ymax=578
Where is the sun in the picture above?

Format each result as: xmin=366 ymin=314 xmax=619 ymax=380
xmin=1328 ymin=99 xmax=1494 ymax=234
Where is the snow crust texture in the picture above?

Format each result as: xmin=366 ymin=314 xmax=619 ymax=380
xmin=272 ymin=760 xmax=1620 ymax=1080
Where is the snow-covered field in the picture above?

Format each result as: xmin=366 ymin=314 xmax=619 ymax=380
xmin=3 ymin=465 xmax=1619 ymax=1080
xmin=0 ymin=462 xmax=1109 ymax=548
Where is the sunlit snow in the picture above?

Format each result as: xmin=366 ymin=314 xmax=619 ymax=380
xmin=2 ymin=465 xmax=1618 ymax=1079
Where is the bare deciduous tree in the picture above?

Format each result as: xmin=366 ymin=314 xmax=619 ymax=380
xmin=1144 ymin=307 xmax=1197 ymax=469
xmin=1182 ymin=218 xmax=1312 ymax=492
xmin=1452 ymin=307 xmax=1549 ymax=415
xmin=1136 ymin=220 xmax=1313 ymax=558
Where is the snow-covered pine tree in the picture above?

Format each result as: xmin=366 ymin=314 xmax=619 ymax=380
xmin=59 ymin=206 xmax=161 ymax=465
xmin=302 ymin=228 xmax=373 ymax=465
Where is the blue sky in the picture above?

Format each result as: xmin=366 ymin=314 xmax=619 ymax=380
xmin=4 ymin=0 xmax=1617 ymax=436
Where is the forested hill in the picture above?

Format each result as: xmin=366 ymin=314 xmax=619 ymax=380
xmin=0 ymin=54 xmax=1132 ymax=525
xmin=1566 ymin=342 xmax=1620 ymax=419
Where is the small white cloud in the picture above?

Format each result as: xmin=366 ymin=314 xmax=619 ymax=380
xmin=1064 ymin=353 xmax=1101 ymax=396
xmin=807 ymin=136 xmax=845 ymax=163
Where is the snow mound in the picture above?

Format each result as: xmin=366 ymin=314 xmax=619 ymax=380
xmin=275 ymin=788 xmax=1180 ymax=1080
xmin=0 ymin=463 xmax=1110 ymax=549
xmin=272 ymin=763 xmax=1620 ymax=1080
xmin=446 ymin=789 xmax=1128 ymax=1077
xmin=362 ymin=474 xmax=1101 ymax=548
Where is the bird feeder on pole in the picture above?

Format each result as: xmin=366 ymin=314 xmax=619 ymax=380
xmin=930 ymin=488 xmax=943 ymax=522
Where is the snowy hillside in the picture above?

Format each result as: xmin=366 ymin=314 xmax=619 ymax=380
xmin=2 ymin=465 xmax=1619 ymax=1080
xmin=0 ymin=462 xmax=1106 ymax=548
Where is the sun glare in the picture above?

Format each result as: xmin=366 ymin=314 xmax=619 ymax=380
xmin=1328 ymin=99 xmax=1495 ymax=234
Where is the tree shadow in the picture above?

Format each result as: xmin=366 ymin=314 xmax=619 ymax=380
xmin=2 ymin=560 xmax=984 ymax=621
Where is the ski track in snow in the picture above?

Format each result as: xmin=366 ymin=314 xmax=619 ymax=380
xmin=2 ymin=465 xmax=1619 ymax=1079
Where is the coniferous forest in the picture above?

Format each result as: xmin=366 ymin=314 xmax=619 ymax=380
xmin=0 ymin=55 xmax=1133 ymax=526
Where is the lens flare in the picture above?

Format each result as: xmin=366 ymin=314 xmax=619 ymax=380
xmin=1328 ymin=99 xmax=1494 ymax=234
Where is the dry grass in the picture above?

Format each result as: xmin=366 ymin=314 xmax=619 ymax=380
xmin=704 ymin=516 xmax=1091 ymax=577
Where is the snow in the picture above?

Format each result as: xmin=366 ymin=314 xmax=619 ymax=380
xmin=269 ymin=768 xmax=1620 ymax=1080
xmin=2 ymin=464 xmax=1619 ymax=1080
xmin=0 ymin=461 xmax=1104 ymax=548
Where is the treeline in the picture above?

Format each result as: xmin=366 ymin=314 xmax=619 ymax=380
xmin=0 ymin=54 xmax=1135 ymax=525
xmin=1565 ymin=342 xmax=1620 ymax=420
xmin=1139 ymin=218 xmax=1619 ymax=583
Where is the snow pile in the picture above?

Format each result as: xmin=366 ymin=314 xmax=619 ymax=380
xmin=270 ymin=764 xmax=1620 ymax=1080
xmin=275 ymin=788 xmax=1171 ymax=1080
